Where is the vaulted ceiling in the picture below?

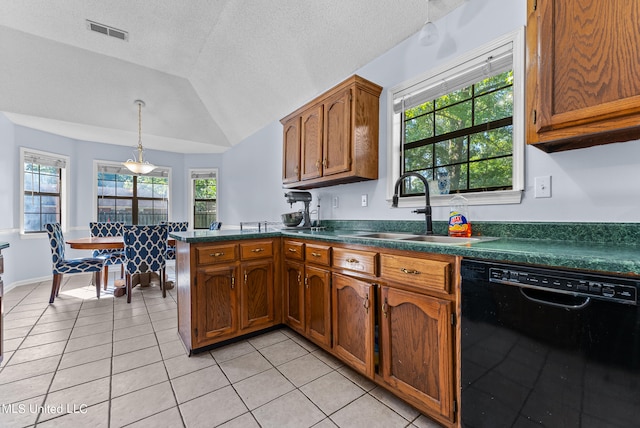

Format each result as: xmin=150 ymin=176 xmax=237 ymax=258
xmin=0 ymin=0 xmax=463 ymax=154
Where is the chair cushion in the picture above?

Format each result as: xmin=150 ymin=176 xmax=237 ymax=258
xmin=55 ymin=257 xmax=104 ymax=274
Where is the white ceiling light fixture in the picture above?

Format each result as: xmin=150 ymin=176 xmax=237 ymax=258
xmin=123 ymin=100 xmax=156 ymax=175
xmin=419 ymin=0 xmax=439 ymax=46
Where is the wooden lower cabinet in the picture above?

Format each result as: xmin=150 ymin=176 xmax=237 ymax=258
xmin=305 ymin=265 xmax=331 ymax=347
xmin=284 ymin=260 xmax=305 ymax=333
xmin=332 ymin=273 xmax=375 ymax=378
xmin=178 ymin=238 xmax=280 ymax=353
xmin=380 ymin=286 xmax=455 ymax=423
xmin=194 ymin=265 xmax=238 ymax=345
xmin=240 ymin=259 xmax=274 ymax=331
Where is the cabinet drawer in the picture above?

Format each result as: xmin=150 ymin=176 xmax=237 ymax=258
xmin=305 ymin=244 xmax=331 ymax=266
xmin=333 ymin=248 xmax=377 ymax=276
xmin=240 ymin=240 xmax=274 ymax=260
xmin=196 ymin=244 xmax=238 ymax=265
xmin=283 ymin=240 xmax=305 ymax=261
xmin=380 ymin=254 xmax=451 ymax=293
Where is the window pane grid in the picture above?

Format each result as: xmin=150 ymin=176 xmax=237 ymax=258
xmin=24 ymin=163 xmax=62 ymax=233
xmin=402 ymin=70 xmax=513 ymax=196
xmin=193 ymin=177 xmax=217 ymax=229
xmin=97 ymin=170 xmax=168 ymax=225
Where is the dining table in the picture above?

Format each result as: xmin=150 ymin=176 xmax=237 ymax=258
xmin=65 ymin=236 xmax=177 ymax=294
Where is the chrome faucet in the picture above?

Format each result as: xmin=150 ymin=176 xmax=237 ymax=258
xmin=392 ymin=172 xmax=433 ymax=235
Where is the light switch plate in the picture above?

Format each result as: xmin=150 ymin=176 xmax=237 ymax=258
xmin=361 ymin=194 xmax=368 ymax=207
xmin=535 ymin=176 xmax=551 ymax=198
xmin=332 ymin=196 xmax=339 ymax=208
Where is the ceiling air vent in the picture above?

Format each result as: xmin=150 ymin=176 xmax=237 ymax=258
xmin=86 ymin=20 xmax=128 ymax=41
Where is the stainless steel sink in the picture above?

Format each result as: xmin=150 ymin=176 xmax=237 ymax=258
xmin=401 ymin=235 xmax=486 ymax=245
xmin=342 ymin=232 xmax=498 ymax=245
xmin=344 ymin=232 xmax=421 ymax=240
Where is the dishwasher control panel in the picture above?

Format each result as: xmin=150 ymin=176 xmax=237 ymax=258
xmin=488 ymin=266 xmax=638 ymax=304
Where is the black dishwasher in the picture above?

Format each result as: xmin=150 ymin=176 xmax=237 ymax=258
xmin=461 ymin=259 xmax=640 ymax=428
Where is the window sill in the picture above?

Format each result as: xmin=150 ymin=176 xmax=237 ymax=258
xmin=390 ymin=189 xmax=523 ymax=208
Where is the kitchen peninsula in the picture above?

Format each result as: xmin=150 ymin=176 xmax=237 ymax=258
xmin=170 ymin=221 xmax=640 ymax=428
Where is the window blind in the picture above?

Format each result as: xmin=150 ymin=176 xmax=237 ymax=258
xmin=97 ymin=163 xmax=169 ymax=178
xmin=393 ymin=41 xmax=513 ymax=113
xmin=190 ymin=170 xmax=217 ymax=179
xmin=23 ymin=151 xmax=67 ymax=169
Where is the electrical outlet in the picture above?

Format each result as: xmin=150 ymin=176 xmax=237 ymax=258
xmin=332 ymin=196 xmax=339 ymax=208
xmin=534 ymin=176 xmax=551 ymax=198
xmin=361 ymin=194 xmax=368 ymax=207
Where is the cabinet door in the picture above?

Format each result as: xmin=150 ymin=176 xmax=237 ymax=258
xmin=282 ymin=116 xmax=301 ymax=184
xmin=195 ymin=266 xmax=238 ymax=345
xmin=323 ymin=88 xmax=352 ymax=176
xmin=305 ymin=265 xmax=331 ymax=348
xmin=240 ymin=260 xmax=274 ymax=331
xmin=332 ymin=273 xmax=375 ymax=378
xmin=380 ymin=286 xmax=454 ymax=422
xmin=284 ymin=260 xmax=305 ymax=334
xmin=300 ymin=105 xmax=324 ymax=181
xmin=527 ymin=0 xmax=640 ymax=151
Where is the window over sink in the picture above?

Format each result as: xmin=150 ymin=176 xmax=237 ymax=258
xmin=387 ymin=28 xmax=525 ymax=207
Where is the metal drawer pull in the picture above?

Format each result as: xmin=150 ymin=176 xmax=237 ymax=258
xmin=401 ymin=268 xmax=421 ymax=275
xmin=288 ymin=248 xmax=298 ymax=253
xmin=311 ymin=252 xmax=322 ymax=257
xmin=251 ymin=248 xmax=264 ymax=253
xmin=346 ymin=258 xmax=359 ymax=263
xmin=210 ymin=252 xmax=225 ymax=257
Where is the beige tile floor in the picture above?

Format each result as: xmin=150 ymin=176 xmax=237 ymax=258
xmin=0 ymin=269 xmax=443 ymax=428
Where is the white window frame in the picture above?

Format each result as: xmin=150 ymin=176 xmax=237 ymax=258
xmin=93 ymin=160 xmax=172 ymax=224
xmin=386 ymin=27 xmax=525 ymax=207
xmin=20 ymin=147 xmax=70 ymax=237
xmin=189 ymin=168 xmax=219 ymax=230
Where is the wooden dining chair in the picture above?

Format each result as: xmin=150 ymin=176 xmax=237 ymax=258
xmin=45 ymin=223 xmax=105 ymax=304
xmin=123 ymin=224 xmax=168 ymax=303
xmin=90 ymin=221 xmax=125 ymax=289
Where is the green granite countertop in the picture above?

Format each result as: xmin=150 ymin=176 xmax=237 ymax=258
xmin=0 ymin=242 xmax=9 ymax=250
xmin=170 ymin=221 xmax=640 ymax=276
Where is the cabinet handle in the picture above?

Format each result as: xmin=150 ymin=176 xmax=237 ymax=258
xmin=401 ymin=268 xmax=421 ymax=275
xmin=311 ymin=252 xmax=322 ymax=257
xmin=363 ymin=294 xmax=369 ymax=314
xmin=346 ymin=258 xmax=359 ymax=264
xmin=251 ymin=248 xmax=264 ymax=253
xmin=231 ymin=275 xmax=235 ymax=289
xmin=210 ymin=252 xmax=224 ymax=257
xmin=382 ymin=298 xmax=388 ymax=318
xmin=297 ymin=272 xmax=301 ymax=284
xmin=244 ymin=272 xmax=248 ymax=283
xmin=288 ymin=248 xmax=298 ymax=253
xmin=323 ymin=158 xmax=328 ymax=168
xmin=304 ymin=275 xmax=309 ymax=288
xmin=315 ymin=160 xmax=321 ymax=171
xmin=294 ymin=166 xmax=299 ymax=174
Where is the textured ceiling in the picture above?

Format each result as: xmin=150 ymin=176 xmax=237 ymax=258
xmin=0 ymin=0 xmax=463 ymax=154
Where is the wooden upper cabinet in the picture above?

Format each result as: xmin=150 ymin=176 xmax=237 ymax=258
xmin=281 ymin=75 xmax=382 ymax=189
xmin=527 ymin=0 xmax=640 ymax=151
xmin=282 ymin=116 xmax=301 ymax=184
xmin=300 ymin=104 xmax=324 ymax=181
xmin=323 ymin=88 xmax=352 ymax=177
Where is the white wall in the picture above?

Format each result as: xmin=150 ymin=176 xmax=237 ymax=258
xmin=218 ymin=0 xmax=640 ymax=224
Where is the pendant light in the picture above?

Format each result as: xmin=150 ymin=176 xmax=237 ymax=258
xmin=123 ymin=99 xmax=156 ymax=174
xmin=419 ymin=0 xmax=439 ymax=46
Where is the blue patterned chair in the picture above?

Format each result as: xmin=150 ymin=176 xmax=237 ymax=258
xmin=90 ymin=222 xmax=125 ymax=289
xmin=123 ymin=224 xmax=168 ymax=303
xmin=45 ymin=223 xmax=105 ymax=304
xmin=160 ymin=221 xmax=189 ymax=261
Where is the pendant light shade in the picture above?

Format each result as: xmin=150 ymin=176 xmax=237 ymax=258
xmin=123 ymin=100 xmax=156 ymax=174
xmin=419 ymin=0 xmax=439 ymax=46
